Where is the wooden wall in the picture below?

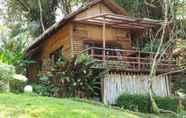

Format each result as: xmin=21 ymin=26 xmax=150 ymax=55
xmin=27 ymin=24 xmax=72 ymax=80
xmin=27 ymin=61 xmax=40 ymax=80
xmin=103 ymin=72 xmax=171 ymax=104
xmin=38 ymin=2 xmax=130 ymax=60
xmin=72 ymin=2 xmax=131 ymax=55
xmin=72 ymin=23 xmax=132 ymax=55
xmin=41 ymin=24 xmax=72 ymax=60
xmin=27 ymin=51 xmax=42 ymax=80
xmin=75 ymin=3 xmax=116 ymax=19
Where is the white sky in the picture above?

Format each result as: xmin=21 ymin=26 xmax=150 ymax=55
xmin=0 ymin=0 xmax=4 ymax=25
xmin=55 ymin=5 xmax=80 ymax=22
xmin=0 ymin=0 xmax=4 ymax=46
xmin=55 ymin=8 xmax=64 ymax=22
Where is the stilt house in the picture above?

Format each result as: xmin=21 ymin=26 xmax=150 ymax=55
xmin=26 ymin=0 xmax=176 ymax=104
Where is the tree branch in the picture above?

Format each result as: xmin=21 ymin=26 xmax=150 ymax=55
xmin=38 ymin=0 xmax=45 ymax=32
xmin=144 ymin=0 xmax=157 ymax=8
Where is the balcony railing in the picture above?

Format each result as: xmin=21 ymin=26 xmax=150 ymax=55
xmin=80 ymin=47 xmax=176 ymax=73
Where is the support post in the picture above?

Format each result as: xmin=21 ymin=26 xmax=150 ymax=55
xmin=102 ymin=19 xmax=106 ymax=104
xmin=90 ymin=48 xmax=94 ymax=58
xmin=102 ymin=21 xmax=106 ymax=61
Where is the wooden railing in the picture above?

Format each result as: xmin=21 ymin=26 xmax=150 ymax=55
xmin=80 ymin=47 xmax=176 ymax=73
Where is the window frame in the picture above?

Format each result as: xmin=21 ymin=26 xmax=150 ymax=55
xmin=49 ymin=46 xmax=63 ymax=64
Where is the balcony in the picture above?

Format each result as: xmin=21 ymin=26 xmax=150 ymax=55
xmin=81 ymin=47 xmax=176 ymax=74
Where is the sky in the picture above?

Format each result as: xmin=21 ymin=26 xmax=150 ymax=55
xmin=0 ymin=0 xmax=5 ymax=24
xmin=0 ymin=0 xmax=6 ymax=46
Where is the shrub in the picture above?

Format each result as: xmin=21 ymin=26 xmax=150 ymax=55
xmin=9 ymin=74 xmax=27 ymax=93
xmin=0 ymin=62 xmax=15 ymax=81
xmin=31 ymin=77 xmax=62 ymax=97
xmin=117 ymin=94 xmax=149 ymax=112
xmin=181 ymin=99 xmax=186 ymax=111
xmin=31 ymin=54 xmax=108 ymax=98
xmin=0 ymin=62 xmax=16 ymax=91
xmin=117 ymin=94 xmax=179 ymax=113
xmin=155 ymin=96 xmax=178 ymax=112
xmin=59 ymin=54 xmax=108 ymax=98
xmin=0 ymin=62 xmax=27 ymax=93
xmin=32 ymin=83 xmax=51 ymax=96
xmin=30 ymin=58 xmax=64 ymax=97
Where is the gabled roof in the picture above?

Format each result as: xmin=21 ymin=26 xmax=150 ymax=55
xmin=27 ymin=0 xmax=128 ymax=52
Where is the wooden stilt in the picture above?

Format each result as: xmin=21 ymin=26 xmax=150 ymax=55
xmin=102 ymin=20 xmax=106 ymax=61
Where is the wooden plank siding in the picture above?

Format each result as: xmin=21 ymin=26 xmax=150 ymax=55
xmin=41 ymin=24 xmax=72 ymax=60
xmin=75 ymin=3 xmax=119 ymax=19
xmin=72 ymin=23 xmax=132 ymax=55
xmin=103 ymin=72 xmax=171 ymax=104
xmin=71 ymin=2 xmax=131 ymax=56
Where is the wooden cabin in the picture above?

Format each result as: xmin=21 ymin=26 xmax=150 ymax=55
xmin=27 ymin=0 xmax=176 ymax=104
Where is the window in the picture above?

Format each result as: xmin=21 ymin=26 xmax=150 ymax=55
xmin=131 ymin=31 xmax=144 ymax=50
xmin=84 ymin=42 xmax=103 ymax=55
xmin=50 ymin=46 xmax=63 ymax=63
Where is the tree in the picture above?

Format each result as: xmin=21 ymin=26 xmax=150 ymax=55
xmin=3 ymin=0 xmax=92 ymax=38
xmin=0 ymin=23 xmax=33 ymax=74
xmin=4 ymin=0 xmax=58 ymax=37
xmin=146 ymin=0 xmax=186 ymax=113
xmin=114 ymin=0 xmax=163 ymax=19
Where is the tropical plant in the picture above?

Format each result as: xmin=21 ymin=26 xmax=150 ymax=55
xmin=59 ymin=54 xmax=108 ymax=98
xmin=32 ymin=54 xmax=108 ymax=98
xmin=32 ymin=75 xmax=61 ymax=97
xmin=31 ymin=55 xmax=66 ymax=97
xmin=0 ymin=23 xmax=34 ymax=74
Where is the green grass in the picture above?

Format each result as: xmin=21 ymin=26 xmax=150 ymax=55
xmin=0 ymin=93 xmax=183 ymax=118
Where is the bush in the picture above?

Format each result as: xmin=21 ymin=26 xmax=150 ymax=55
xmin=0 ymin=62 xmax=15 ymax=81
xmin=32 ymin=82 xmax=61 ymax=97
xmin=0 ymin=62 xmax=16 ymax=91
xmin=117 ymin=94 xmax=179 ymax=113
xmin=0 ymin=62 xmax=27 ymax=93
xmin=9 ymin=78 xmax=27 ymax=93
xmin=59 ymin=54 xmax=107 ymax=98
xmin=181 ymin=99 xmax=186 ymax=111
xmin=156 ymin=96 xmax=178 ymax=112
xmin=32 ymin=83 xmax=51 ymax=96
xmin=31 ymin=54 xmax=108 ymax=98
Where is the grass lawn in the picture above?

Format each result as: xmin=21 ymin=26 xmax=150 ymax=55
xmin=0 ymin=93 xmax=184 ymax=118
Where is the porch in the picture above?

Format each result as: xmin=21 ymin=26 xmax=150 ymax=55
xmin=75 ymin=13 xmax=176 ymax=74
xmin=81 ymin=47 xmax=176 ymax=74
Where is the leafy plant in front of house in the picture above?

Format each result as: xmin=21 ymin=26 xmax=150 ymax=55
xmin=31 ymin=59 xmax=61 ymax=97
xmin=31 ymin=54 xmax=108 ymax=98
xmin=32 ymin=76 xmax=60 ymax=97
xmin=59 ymin=54 xmax=108 ymax=98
